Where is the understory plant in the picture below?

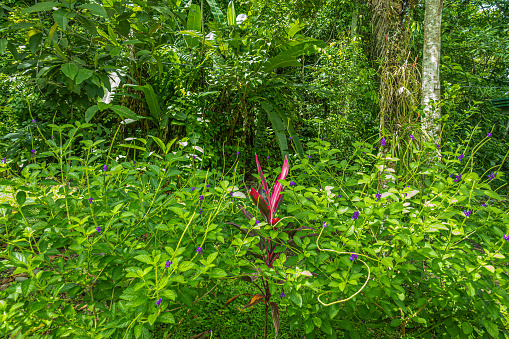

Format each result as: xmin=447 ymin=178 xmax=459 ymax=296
xmin=0 ymin=121 xmax=508 ymax=339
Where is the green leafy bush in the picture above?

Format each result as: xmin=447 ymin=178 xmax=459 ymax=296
xmin=0 ymin=122 xmax=508 ymax=339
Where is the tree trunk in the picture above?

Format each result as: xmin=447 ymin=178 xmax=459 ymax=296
xmin=421 ymin=0 xmax=444 ymax=142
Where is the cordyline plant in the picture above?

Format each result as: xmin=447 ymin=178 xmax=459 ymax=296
xmin=224 ymin=154 xmax=318 ymax=339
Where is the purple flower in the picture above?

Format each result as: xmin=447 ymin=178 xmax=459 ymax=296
xmin=374 ymin=146 xmax=377 ymax=149
xmin=32 ymin=119 xmax=36 ymax=124
xmin=229 ymin=191 xmax=234 ymax=197
xmin=458 ymin=154 xmax=464 ymax=161
xmin=196 ymin=247 xmax=202 ymax=254
xmin=488 ymin=171 xmax=496 ymax=181
xmin=375 ymin=191 xmax=381 ymax=201
xmin=481 ymin=203 xmax=487 ymax=207
xmin=192 ymin=155 xmax=196 ymax=160
xmin=322 ymin=222 xmax=328 ymax=228
xmin=31 ymin=149 xmax=36 ymax=154
xmin=236 ymin=152 xmax=239 ymax=155
xmin=103 ymin=164 xmax=108 ymax=171
xmin=199 ymin=167 xmax=203 ymax=170
xmin=352 ymin=211 xmax=359 ymax=220
xmin=96 ymin=226 xmax=103 ymax=232
xmin=487 ymin=132 xmax=492 ymax=137
xmin=191 ymin=187 xmax=195 ymax=192
xmin=244 ymin=186 xmax=248 ymax=190
xmin=88 ymin=197 xmax=93 ymax=204
xmin=450 ymin=174 xmax=454 ymax=178
xmin=338 ymin=194 xmax=341 ymax=198
xmin=255 ymin=220 xmax=260 ymax=225
xmin=380 ymin=138 xmax=386 ymax=146
xmin=206 ymin=184 xmax=210 ymax=187
xmin=50 ymin=135 xmax=55 ymax=140
xmin=350 ymin=253 xmax=358 ymax=261
xmin=280 ymin=292 xmax=285 ymax=298
xmin=133 ymin=159 xmax=136 ymax=164
xmin=454 ymin=173 xmax=462 ymax=183
xmin=165 ymin=260 xmax=173 ymax=268
xmin=289 ymin=136 xmax=293 ymax=139
xmin=436 ymin=144 xmax=440 ymax=150
xmin=2 ymin=157 xmax=5 ymax=164
xmin=290 ymin=181 xmax=296 ymax=187
xmin=156 ymin=298 xmax=162 ymax=306
xmin=464 ymin=210 xmax=471 ymax=217
xmin=504 ymin=234 xmax=509 ymax=241
xmin=267 ymin=156 xmax=269 ymax=159
xmin=410 ymin=135 xmax=415 ymax=141
xmin=199 ymin=195 xmax=204 ymax=200
xmin=198 ymin=209 xmax=203 ymax=214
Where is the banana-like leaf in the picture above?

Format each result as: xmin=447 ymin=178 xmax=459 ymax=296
xmin=287 ymin=20 xmax=306 ymax=38
xmin=263 ymin=55 xmax=301 ymax=73
xmin=243 ymin=294 xmax=265 ymax=309
xmin=125 ymin=84 xmax=161 ymax=122
xmin=270 ymin=302 xmax=280 ymax=338
xmin=261 ymin=102 xmax=289 ymax=157
xmin=206 ymin=0 xmax=225 ymax=25
xmin=227 ymin=1 xmax=235 ymax=26
xmin=264 ymin=99 xmax=304 ymax=157
xmin=186 ymin=4 xmax=201 ymax=48
xmin=279 ymin=39 xmax=326 ymax=58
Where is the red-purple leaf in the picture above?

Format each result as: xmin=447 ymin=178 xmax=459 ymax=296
xmin=270 ymin=302 xmax=280 ymax=338
xmin=255 ymin=154 xmax=272 ymax=209
xmin=249 ymin=188 xmax=270 ymax=222
xmin=269 ymin=155 xmax=289 ymax=218
xmin=238 ymin=205 xmax=254 ymax=221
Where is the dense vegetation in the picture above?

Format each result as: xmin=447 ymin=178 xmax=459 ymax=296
xmin=0 ymin=0 xmax=508 ymax=338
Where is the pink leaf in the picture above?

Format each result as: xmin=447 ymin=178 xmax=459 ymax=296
xmin=249 ymin=188 xmax=270 ymax=222
xmin=255 ymin=154 xmax=272 ymax=210
xmin=269 ymin=155 xmax=289 ymax=217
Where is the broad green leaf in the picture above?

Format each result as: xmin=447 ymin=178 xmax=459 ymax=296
xmin=0 ymin=39 xmax=7 ymax=54
xmin=78 ymin=4 xmax=107 ymax=17
xmin=261 ymin=102 xmax=288 ymax=157
xmin=206 ymin=0 xmax=225 ymax=25
xmin=289 ymin=289 xmax=302 ymax=307
xmin=287 ymin=20 xmax=306 ymax=37
xmin=209 ymin=268 xmax=227 ymax=278
xmin=484 ymin=190 xmax=501 ymax=201
xmin=126 ymin=84 xmax=161 ymax=121
xmin=75 ymin=69 xmax=93 ymax=85
xmin=110 ymin=105 xmax=139 ymax=121
xmin=263 ymin=55 xmax=301 ymax=73
xmin=61 ymin=63 xmax=78 ymax=80
xmin=29 ymin=33 xmax=43 ymax=53
xmin=187 ymin=4 xmax=201 ymax=31
xmin=158 ymin=312 xmax=175 ymax=323
xmin=22 ymin=2 xmax=61 ymax=14
xmin=178 ymin=261 xmax=196 ymax=272
xmin=85 ymin=105 xmax=99 ymax=123
xmin=150 ymin=136 xmax=167 ymax=154
xmin=16 ymin=191 xmax=26 ymax=207
xmin=462 ymin=322 xmax=473 ymax=335
xmin=227 ymin=1 xmax=235 ymax=26
xmin=484 ymin=320 xmax=498 ymax=338
xmin=53 ymin=9 xmax=74 ymax=31
xmin=134 ymin=255 xmax=153 ymax=265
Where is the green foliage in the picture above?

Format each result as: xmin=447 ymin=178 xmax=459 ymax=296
xmin=0 ymin=120 xmax=508 ymax=338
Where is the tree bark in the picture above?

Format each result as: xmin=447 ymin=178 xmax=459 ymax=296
xmin=421 ymin=0 xmax=444 ymax=142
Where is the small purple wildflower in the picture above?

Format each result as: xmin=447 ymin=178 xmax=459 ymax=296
xmin=165 ymin=260 xmax=173 ymax=268
xmin=199 ymin=195 xmax=204 ymax=200
xmin=2 ymin=157 xmax=5 ymax=164
xmin=133 ymin=159 xmax=136 ymax=164
xmin=350 ymin=253 xmax=358 ymax=261
xmin=103 ymin=164 xmax=108 ymax=171
xmin=463 ymin=210 xmax=471 ymax=217
xmin=32 ymin=119 xmax=36 ymax=124
xmin=458 ymin=154 xmax=464 ymax=161
xmin=50 ymin=135 xmax=55 ymax=140
xmin=436 ymin=144 xmax=440 ymax=150
xmin=488 ymin=171 xmax=496 ymax=181
xmin=193 ymin=155 xmax=196 ymax=160
xmin=88 ymin=197 xmax=93 ymax=204
xmin=255 ymin=220 xmax=260 ymax=225
xmin=454 ymin=173 xmax=462 ymax=183
xmin=244 ymin=186 xmax=248 ymax=190
xmin=199 ymin=209 xmax=203 ymax=214
xmin=191 ymin=187 xmax=196 ymax=192
xmin=206 ymin=184 xmax=210 ymax=187
xmin=374 ymin=146 xmax=377 ymax=149
xmin=280 ymin=292 xmax=285 ymax=298
xmin=375 ymin=191 xmax=381 ymax=201
xmin=236 ymin=152 xmax=239 ymax=155
xmin=31 ymin=149 xmax=36 ymax=155
xmin=487 ymin=132 xmax=492 ymax=137
xmin=450 ymin=174 xmax=454 ymax=178
xmin=338 ymin=194 xmax=341 ymax=198
xmin=267 ymin=156 xmax=269 ymax=159
xmin=481 ymin=203 xmax=487 ymax=207
xmin=156 ymin=298 xmax=162 ymax=306
xmin=504 ymin=234 xmax=509 ymax=241
xmin=196 ymin=247 xmax=202 ymax=254
xmin=290 ymin=181 xmax=296 ymax=187
xmin=289 ymin=136 xmax=292 ymax=139
xmin=352 ymin=211 xmax=359 ymax=220
xmin=380 ymin=138 xmax=386 ymax=146
xmin=96 ymin=226 xmax=103 ymax=233
xmin=322 ymin=222 xmax=328 ymax=228
xmin=229 ymin=191 xmax=234 ymax=197
xmin=410 ymin=135 xmax=415 ymax=141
